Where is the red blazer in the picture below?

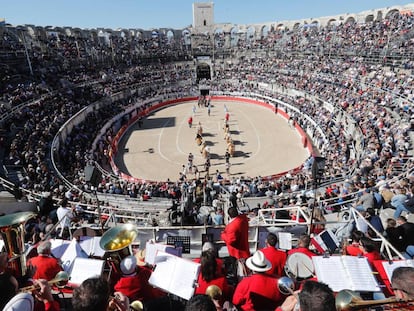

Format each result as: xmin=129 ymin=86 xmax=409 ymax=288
xmin=288 ymin=247 xmax=316 ymax=258
xmin=261 ymin=246 xmax=287 ymax=277
xmin=195 ymin=274 xmax=233 ymax=304
xmin=221 ymin=214 xmax=250 ymax=259
xmin=114 ymin=267 xmax=165 ymax=302
xmin=232 ymin=273 xmax=283 ymax=311
xmin=27 ymin=255 xmax=63 ymax=281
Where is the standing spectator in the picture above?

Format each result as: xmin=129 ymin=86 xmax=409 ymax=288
xmin=232 ymin=250 xmax=283 ymax=310
xmin=56 ymin=199 xmax=74 ymax=239
xmin=27 ymin=240 xmax=63 ymax=281
xmin=188 ymin=116 xmax=193 ymax=128
xmin=260 ymin=233 xmax=287 ymax=277
xmin=221 ymin=207 xmax=250 ymax=260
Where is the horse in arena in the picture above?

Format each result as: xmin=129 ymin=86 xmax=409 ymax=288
xmin=197 ymin=122 xmax=203 ymax=136
xmin=200 ymin=142 xmax=210 ymax=159
xmin=195 ymin=133 xmax=203 ymax=146
xmin=227 ymin=141 xmax=235 ymax=157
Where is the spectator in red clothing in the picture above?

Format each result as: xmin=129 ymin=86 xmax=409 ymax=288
xmin=194 ymin=250 xmax=233 ymax=307
xmin=114 ymin=255 xmax=165 ymax=303
xmin=233 ymin=250 xmax=284 ymax=311
xmin=27 ymin=241 xmax=63 ymax=281
xmin=188 ymin=116 xmax=193 ymax=128
xmin=260 ymin=233 xmax=287 ymax=277
xmin=221 ymin=207 xmax=250 ymax=260
xmin=288 ymin=234 xmax=316 ymax=258
xmin=359 ymin=236 xmax=382 ymax=266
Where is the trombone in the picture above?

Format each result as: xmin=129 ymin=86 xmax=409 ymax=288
xmin=19 ymin=271 xmax=69 ymax=293
xmin=335 ymin=289 xmax=414 ymax=310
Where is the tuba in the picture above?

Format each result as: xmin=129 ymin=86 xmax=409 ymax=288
xmin=99 ymin=223 xmax=138 ymax=253
xmin=0 ymin=212 xmax=37 ymax=277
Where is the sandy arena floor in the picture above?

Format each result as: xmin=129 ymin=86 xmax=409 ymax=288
xmin=115 ymin=100 xmax=310 ymax=182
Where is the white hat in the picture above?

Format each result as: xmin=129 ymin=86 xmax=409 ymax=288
xmin=120 ymin=255 xmax=137 ymax=275
xmin=246 ymin=251 xmax=272 ymax=273
xmin=3 ymin=293 xmax=34 ymax=311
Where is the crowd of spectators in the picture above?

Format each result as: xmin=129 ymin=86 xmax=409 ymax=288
xmin=2 ymin=6 xmax=414 ymax=311
xmin=0 ymin=8 xmax=414 ymax=233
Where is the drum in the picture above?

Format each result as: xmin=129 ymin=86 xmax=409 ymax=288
xmin=284 ymin=252 xmax=314 ymax=280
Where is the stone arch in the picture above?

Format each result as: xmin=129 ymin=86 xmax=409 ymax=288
xmin=230 ymin=26 xmax=239 ymax=47
xmin=182 ymin=29 xmax=191 ymax=46
xmin=246 ymin=26 xmax=255 ymax=41
xmin=385 ymin=9 xmax=400 ymax=19
xmin=365 ymin=14 xmax=375 ymax=23
xmin=261 ymin=25 xmax=270 ymax=39
xmin=345 ymin=16 xmax=356 ymax=24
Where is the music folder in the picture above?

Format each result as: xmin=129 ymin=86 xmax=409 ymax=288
xmin=149 ymin=251 xmax=200 ymax=300
xmin=312 ymin=255 xmax=381 ymax=292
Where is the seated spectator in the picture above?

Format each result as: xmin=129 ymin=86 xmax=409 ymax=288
xmin=232 ymin=251 xmax=284 ymax=310
xmin=385 ymin=218 xmax=405 ymax=252
xmin=260 ymin=233 xmax=287 ymax=277
xmin=365 ymin=208 xmax=384 ymax=238
xmin=27 ymin=240 xmax=63 ymax=281
xmin=396 ymin=216 xmax=414 ymax=258
xmin=288 ymin=234 xmax=316 ymax=258
xmin=276 ymin=280 xmax=336 ymax=311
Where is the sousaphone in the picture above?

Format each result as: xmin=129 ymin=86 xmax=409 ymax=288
xmin=0 ymin=211 xmax=37 ymax=277
xmin=99 ymin=223 xmax=138 ymax=252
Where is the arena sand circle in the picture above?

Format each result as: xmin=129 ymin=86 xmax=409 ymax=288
xmin=114 ymin=99 xmax=310 ymax=182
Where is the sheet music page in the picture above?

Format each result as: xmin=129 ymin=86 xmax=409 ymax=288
xmin=312 ymin=256 xmax=351 ymax=292
xmin=69 ymin=258 xmax=105 ymax=285
xmin=278 ymin=232 xmax=292 ymax=250
xmin=149 ymin=251 xmax=200 ymax=300
xmin=145 ymin=242 xmax=167 ymax=265
xmin=382 ymin=260 xmax=414 ymax=281
xmin=341 ymin=256 xmax=380 ymax=292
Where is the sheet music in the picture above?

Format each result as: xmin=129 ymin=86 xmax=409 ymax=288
xmin=342 ymin=256 xmax=380 ymax=292
xmin=278 ymin=232 xmax=292 ymax=250
xmin=149 ymin=251 xmax=200 ymax=300
xmin=312 ymin=256 xmax=350 ymax=292
xmin=79 ymin=236 xmax=105 ymax=257
xmin=145 ymin=242 xmax=182 ymax=265
xmin=69 ymin=257 xmax=105 ymax=286
xmin=382 ymin=260 xmax=414 ymax=281
xmin=313 ymin=256 xmax=380 ymax=292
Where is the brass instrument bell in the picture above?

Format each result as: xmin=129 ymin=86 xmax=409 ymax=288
xmin=99 ymin=224 xmax=138 ymax=252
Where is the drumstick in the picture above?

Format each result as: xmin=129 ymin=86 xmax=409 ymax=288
xmin=301 ymin=262 xmax=315 ymax=277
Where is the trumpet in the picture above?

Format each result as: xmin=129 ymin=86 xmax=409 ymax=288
xmin=335 ymin=289 xmax=414 ymax=310
xmin=19 ymin=271 xmax=69 ymax=293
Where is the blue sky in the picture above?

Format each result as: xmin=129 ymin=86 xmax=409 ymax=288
xmin=1 ymin=0 xmax=413 ymax=30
